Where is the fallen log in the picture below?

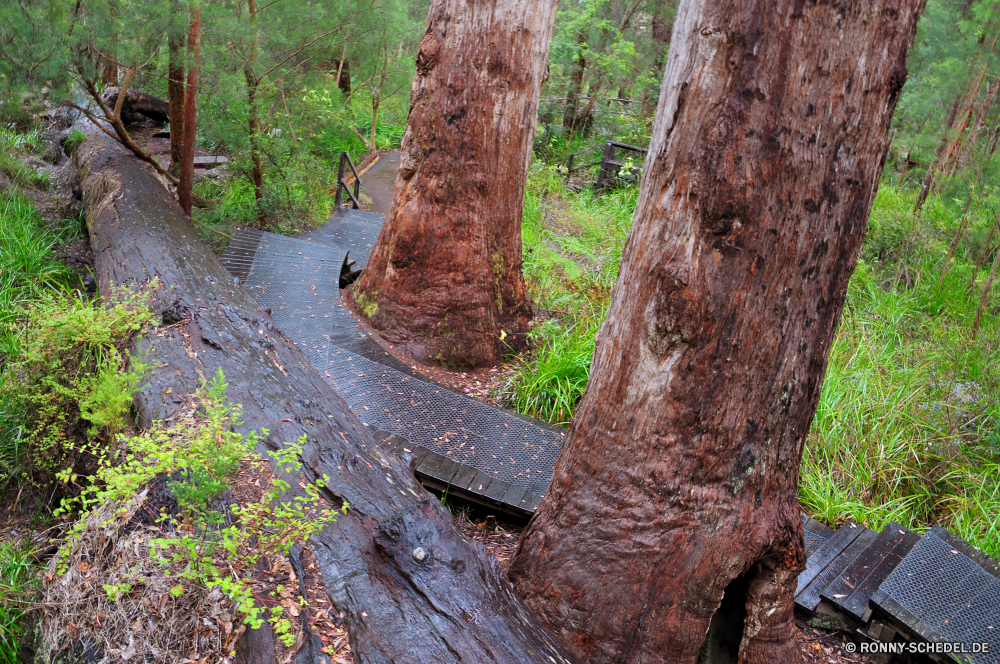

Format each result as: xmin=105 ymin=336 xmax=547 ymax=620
xmin=70 ymin=121 xmax=577 ymax=664
xmin=101 ymin=87 xmax=171 ymax=127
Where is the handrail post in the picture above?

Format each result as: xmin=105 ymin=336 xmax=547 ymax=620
xmin=335 ymin=152 xmax=347 ymax=209
xmin=596 ymin=141 xmax=615 ymax=191
xmin=566 ymin=152 xmax=575 ymax=182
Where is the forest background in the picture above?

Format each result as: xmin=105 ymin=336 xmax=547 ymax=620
xmin=0 ymin=0 xmax=999 ymax=653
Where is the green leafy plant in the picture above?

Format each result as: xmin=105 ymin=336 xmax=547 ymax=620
xmin=56 ymin=368 xmax=346 ymax=630
xmin=1 ymin=283 xmax=155 ymax=485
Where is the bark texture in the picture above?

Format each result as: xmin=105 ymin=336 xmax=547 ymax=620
xmin=352 ymin=0 xmax=558 ymax=368
xmin=178 ymin=0 xmax=201 ymax=217
xmin=509 ymin=1 xmax=925 ymax=663
xmin=168 ymin=34 xmax=185 ymax=170
xmin=73 ymin=123 xmax=578 ymax=664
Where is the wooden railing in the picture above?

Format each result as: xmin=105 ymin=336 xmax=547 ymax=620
xmin=565 ymin=140 xmax=648 ymax=190
xmin=335 ymin=151 xmax=362 ymax=210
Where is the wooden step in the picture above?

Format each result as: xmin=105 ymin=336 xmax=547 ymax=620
xmin=797 ymin=524 xmax=877 ymax=612
xmin=821 ymin=522 xmax=920 ymax=620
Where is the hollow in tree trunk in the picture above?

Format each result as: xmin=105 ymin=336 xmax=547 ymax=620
xmin=508 ymin=1 xmax=926 ymax=663
xmin=168 ymin=34 xmax=185 ymax=172
xmin=178 ymin=0 xmax=201 ymax=217
xmin=351 ymin=0 xmax=558 ymax=368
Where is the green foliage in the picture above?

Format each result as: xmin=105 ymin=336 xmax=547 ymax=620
xmin=0 ymin=284 xmax=155 ymax=486
xmin=799 ymin=184 xmax=1000 ymax=557
xmin=62 ymin=129 xmax=86 ymax=156
xmin=0 ymin=185 xmax=83 ymax=487
xmin=55 ymin=370 xmax=345 ymax=629
xmin=505 ymin=163 xmax=637 ymax=423
xmin=165 ymin=369 xmax=250 ymax=520
xmin=0 ymin=125 xmax=50 ymax=189
xmin=0 ymin=542 xmax=39 ymax=664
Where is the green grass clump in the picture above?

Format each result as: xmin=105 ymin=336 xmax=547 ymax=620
xmin=0 ymin=125 xmax=50 ymax=189
xmin=0 ymin=542 xmax=38 ymax=664
xmin=62 ymin=129 xmax=86 ymax=156
xmin=509 ymin=318 xmax=598 ymax=425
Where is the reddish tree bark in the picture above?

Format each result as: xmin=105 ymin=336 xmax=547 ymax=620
xmin=178 ymin=0 xmax=201 ymax=217
xmin=509 ymin=1 xmax=925 ymax=663
xmin=167 ymin=33 xmax=186 ymax=171
xmin=351 ymin=0 xmax=557 ymax=368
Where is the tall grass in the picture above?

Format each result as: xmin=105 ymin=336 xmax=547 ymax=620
xmin=507 ymin=164 xmax=636 ymax=423
xmin=0 ymin=125 xmax=50 ymax=189
xmin=0 ymin=542 xmax=38 ymax=664
xmin=513 ymin=168 xmax=1000 ymax=553
xmin=0 ymin=187 xmax=75 ymax=489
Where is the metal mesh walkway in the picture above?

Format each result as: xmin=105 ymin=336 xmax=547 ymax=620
xmin=222 ymin=210 xmax=566 ymax=514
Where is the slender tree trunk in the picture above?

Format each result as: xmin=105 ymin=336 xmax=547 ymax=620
xmin=509 ymin=1 xmax=925 ymax=663
xmin=167 ymin=34 xmax=186 ymax=172
xmin=563 ymin=43 xmax=586 ymax=130
xmin=336 ymin=57 xmax=351 ymax=94
xmin=939 ymin=70 xmax=986 ymax=179
xmin=244 ymin=0 xmax=266 ymax=227
xmin=351 ymin=0 xmax=558 ymax=368
xmin=178 ymin=0 xmax=201 ymax=217
xmin=914 ymin=95 xmax=962 ymax=214
xmin=369 ymin=91 xmax=381 ymax=156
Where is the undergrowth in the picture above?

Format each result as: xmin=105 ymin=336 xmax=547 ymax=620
xmin=0 ymin=284 xmax=155 ymax=488
xmin=0 ymin=125 xmax=50 ymax=189
xmin=40 ymin=369 xmax=344 ymax=660
xmin=0 ymin=541 xmax=38 ymax=664
xmin=510 ymin=167 xmax=1000 ymax=556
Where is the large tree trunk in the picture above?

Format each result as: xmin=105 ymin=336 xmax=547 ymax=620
xmin=167 ymin=33 xmax=186 ymax=171
xmin=509 ymin=1 xmax=925 ymax=663
xmin=351 ymin=0 xmax=558 ymax=368
xmin=178 ymin=0 xmax=201 ymax=217
xmin=72 ymin=123 xmax=578 ymax=664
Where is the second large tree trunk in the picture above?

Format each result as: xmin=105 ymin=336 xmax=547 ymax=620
xmin=509 ymin=1 xmax=925 ymax=663
xmin=351 ymin=0 xmax=558 ymax=368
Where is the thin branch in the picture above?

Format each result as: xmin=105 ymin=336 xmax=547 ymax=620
xmin=113 ymin=67 xmax=136 ymax=120
xmin=619 ymin=0 xmax=645 ymax=31
xmin=255 ymin=28 xmax=344 ymax=83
